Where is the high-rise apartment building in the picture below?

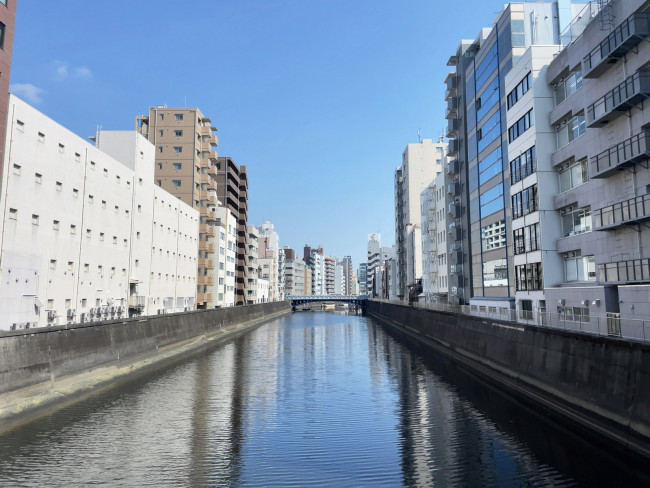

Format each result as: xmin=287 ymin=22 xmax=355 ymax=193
xmin=247 ymin=225 xmax=259 ymax=304
xmin=341 ymin=256 xmax=353 ymax=295
xmin=135 ymin=106 xmax=219 ymax=308
xmin=324 ymin=256 xmax=336 ymax=295
xmin=257 ymin=220 xmax=281 ymax=301
xmin=216 ymin=156 xmax=249 ymax=305
xmin=421 ymin=170 xmax=449 ymax=302
xmin=358 ymin=263 xmax=368 ymax=295
xmin=444 ymin=2 xmax=581 ymax=306
xmin=395 ymin=138 xmax=446 ymax=300
xmin=304 ymin=245 xmax=325 ymax=295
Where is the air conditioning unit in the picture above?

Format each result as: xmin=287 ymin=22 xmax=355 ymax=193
xmin=561 ymin=206 xmax=574 ymax=215
xmin=94 ymin=308 xmax=102 ymax=316
xmin=47 ymin=310 xmax=56 ymax=320
xmin=110 ymin=306 xmax=116 ymax=314
xmin=89 ymin=308 xmax=95 ymax=315
xmin=80 ymin=313 xmax=88 ymax=323
xmin=67 ymin=309 xmax=75 ymax=318
xmin=581 ymin=299 xmax=589 ymax=306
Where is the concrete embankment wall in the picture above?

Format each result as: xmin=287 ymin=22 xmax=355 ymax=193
xmin=0 ymin=301 xmax=290 ymax=432
xmin=367 ymin=300 xmax=650 ymax=460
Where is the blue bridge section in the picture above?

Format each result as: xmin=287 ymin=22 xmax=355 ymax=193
xmin=287 ymin=295 xmax=369 ymax=312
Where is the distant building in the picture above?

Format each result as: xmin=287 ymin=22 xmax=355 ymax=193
xmin=341 ymin=256 xmax=354 ymax=295
xmin=324 ymin=256 xmax=336 ymax=295
xmin=421 ymin=170 xmax=448 ymax=303
xmin=358 ymin=263 xmax=368 ymax=295
xmin=247 ymin=226 xmax=259 ymax=304
xmin=257 ymin=220 xmax=281 ymax=301
xmin=304 ymin=245 xmax=325 ymax=295
xmin=395 ymin=138 xmax=446 ymax=300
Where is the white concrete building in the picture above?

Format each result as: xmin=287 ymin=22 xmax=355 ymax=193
xmin=0 ymin=96 xmax=199 ymax=330
xmin=334 ymin=261 xmax=344 ymax=295
xmin=506 ymin=45 xmax=564 ymax=320
xmin=214 ymin=205 xmax=237 ymax=307
xmin=421 ymin=170 xmax=449 ymax=303
xmin=246 ymin=225 xmax=259 ymax=304
xmin=257 ymin=277 xmax=269 ymax=303
xmin=395 ymin=138 xmax=446 ymax=299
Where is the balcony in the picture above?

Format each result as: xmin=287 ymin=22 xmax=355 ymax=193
xmin=448 ymin=222 xmax=462 ymax=241
xmin=447 ymin=139 xmax=459 ymax=158
xmin=583 ymin=13 xmax=650 ymax=79
xmin=445 ymin=97 xmax=458 ymax=119
xmin=449 ymin=273 xmax=464 ymax=288
xmin=446 ymin=118 xmax=459 ymax=138
xmin=447 ymin=159 xmax=460 ymax=175
xmin=449 ymin=250 xmax=463 ymax=265
xmin=591 ymin=130 xmax=650 ymax=178
xmin=199 ymin=173 xmax=211 ymax=185
xmin=587 ymin=71 xmax=650 ymax=128
xmin=128 ymin=295 xmax=145 ymax=309
xmin=197 ymin=293 xmax=214 ymax=303
xmin=448 ymin=200 xmax=461 ymax=218
xmin=200 ymin=207 xmax=217 ymax=222
xmin=206 ymin=194 xmax=218 ymax=206
xmin=199 ymin=241 xmax=216 ymax=253
xmin=594 ymin=193 xmax=650 ymax=231
xmin=444 ymin=74 xmax=458 ymax=100
xmin=598 ymin=258 xmax=650 ymax=284
xmin=447 ymin=181 xmax=460 ymax=196
xmin=198 ymin=258 xmax=215 ymax=269
xmin=197 ymin=276 xmax=214 ymax=286
xmin=200 ymin=224 xmax=216 ymax=237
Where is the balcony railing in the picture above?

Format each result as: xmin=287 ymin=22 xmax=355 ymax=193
xmin=591 ymin=130 xmax=650 ymax=178
xmin=445 ymin=97 xmax=458 ymax=119
xmin=128 ymin=295 xmax=145 ymax=309
xmin=587 ymin=71 xmax=650 ymax=128
xmin=447 ymin=139 xmax=459 ymax=157
xmin=598 ymin=258 xmax=650 ymax=284
xmin=447 ymin=159 xmax=460 ymax=175
xmin=594 ymin=193 xmax=650 ymax=230
xmin=583 ymin=13 xmax=650 ymax=79
xmin=446 ymin=118 xmax=459 ymax=138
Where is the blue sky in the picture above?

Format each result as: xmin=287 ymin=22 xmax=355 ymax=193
xmin=11 ymin=0 xmax=503 ymax=268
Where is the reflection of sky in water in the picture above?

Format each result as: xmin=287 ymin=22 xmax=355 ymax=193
xmin=0 ymin=312 xmax=646 ymax=487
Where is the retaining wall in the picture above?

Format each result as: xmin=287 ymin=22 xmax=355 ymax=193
xmin=367 ymin=300 xmax=650 ymax=460
xmin=0 ymin=301 xmax=290 ymax=432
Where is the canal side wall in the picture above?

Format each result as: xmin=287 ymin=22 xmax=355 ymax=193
xmin=0 ymin=301 xmax=291 ymax=432
xmin=366 ymin=300 xmax=650 ymax=460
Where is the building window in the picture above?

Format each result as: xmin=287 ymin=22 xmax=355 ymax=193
xmin=53 ymin=220 xmax=59 ymax=230
xmin=73 ymin=188 xmax=79 ymax=198
xmin=554 ymin=69 xmax=583 ymax=106
xmin=50 ymin=259 xmax=56 ymax=270
xmin=515 ymin=262 xmax=543 ymax=291
xmin=86 ymin=229 xmax=91 ymax=238
xmin=75 ymin=153 xmax=81 ymax=162
xmin=507 ymin=72 xmax=531 ymax=110
xmin=557 ymin=306 xmax=589 ymax=322
xmin=173 ymin=163 xmax=182 ymax=170
xmin=556 ymin=114 xmax=585 ymax=148
xmin=481 ymin=220 xmax=506 ymax=251
xmin=84 ymin=264 xmax=89 ymax=273
xmin=35 ymin=173 xmax=42 ymax=184
xmin=103 ymin=168 xmax=108 ymax=177
xmin=174 ymin=130 xmax=183 ymax=137
xmin=159 ymin=129 xmax=164 ymax=137
xmin=90 ymin=161 xmax=96 ymax=170
xmin=0 ymin=21 xmax=5 ymax=50
xmin=512 ymin=185 xmax=537 ymax=219
xmin=70 ymin=224 xmax=76 ymax=234
xmin=102 ymin=200 xmax=106 ymax=208
xmin=58 ymin=143 xmax=65 ymax=153
xmin=564 ymin=253 xmax=595 ymax=282
xmin=38 ymin=132 xmax=45 ymax=143
xmin=100 ymin=232 xmax=104 ymax=241
xmin=508 ymin=109 xmax=534 ymax=143
xmin=16 ymin=120 xmax=24 ymax=132
xmin=558 ymin=159 xmax=588 ymax=193
xmin=510 ymin=146 xmax=536 ymax=184
xmin=32 ymin=214 xmax=39 ymax=226
xmin=172 ymin=180 xmax=181 ymax=187
xmin=175 ymin=113 xmax=184 ymax=121
xmin=56 ymin=181 xmax=62 ymax=192
xmin=12 ymin=164 xmax=21 ymax=175
xmin=513 ymin=223 xmax=540 ymax=255
xmin=561 ymin=206 xmax=591 ymax=237
xmin=113 ymin=236 xmax=117 ymax=245
xmin=173 ymin=146 xmax=182 ymax=154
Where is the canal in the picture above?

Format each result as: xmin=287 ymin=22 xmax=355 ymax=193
xmin=0 ymin=311 xmax=647 ymax=487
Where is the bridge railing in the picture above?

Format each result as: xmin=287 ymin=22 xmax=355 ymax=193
xmin=371 ymin=299 xmax=650 ymax=343
xmin=287 ymin=295 xmax=368 ymax=301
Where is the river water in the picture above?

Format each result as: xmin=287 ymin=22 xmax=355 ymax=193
xmin=0 ymin=311 xmax=647 ymax=487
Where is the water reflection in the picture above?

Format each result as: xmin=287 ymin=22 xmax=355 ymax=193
xmin=0 ymin=311 xmax=647 ymax=487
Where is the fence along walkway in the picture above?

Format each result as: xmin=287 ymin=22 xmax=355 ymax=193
xmin=373 ymin=299 xmax=649 ymax=343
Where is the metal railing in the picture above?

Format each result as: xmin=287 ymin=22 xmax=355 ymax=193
xmin=372 ymin=299 xmax=650 ymax=343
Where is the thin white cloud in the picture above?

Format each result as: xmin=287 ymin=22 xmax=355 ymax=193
xmin=53 ymin=61 xmax=93 ymax=81
xmin=10 ymin=83 xmax=45 ymax=104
